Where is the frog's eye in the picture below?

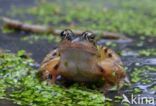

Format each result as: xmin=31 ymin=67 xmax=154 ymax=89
xmin=60 ymin=29 xmax=74 ymax=41
xmin=81 ymin=31 xmax=95 ymax=42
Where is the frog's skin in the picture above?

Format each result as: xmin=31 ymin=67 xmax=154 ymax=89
xmin=39 ymin=29 xmax=126 ymax=92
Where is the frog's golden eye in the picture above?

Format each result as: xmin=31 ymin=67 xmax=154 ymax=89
xmin=60 ymin=29 xmax=74 ymax=41
xmin=81 ymin=31 xmax=95 ymax=42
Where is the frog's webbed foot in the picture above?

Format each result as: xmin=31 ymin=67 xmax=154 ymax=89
xmin=39 ymin=49 xmax=60 ymax=84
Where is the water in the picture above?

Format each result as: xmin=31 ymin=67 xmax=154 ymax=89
xmin=0 ymin=0 xmax=156 ymax=106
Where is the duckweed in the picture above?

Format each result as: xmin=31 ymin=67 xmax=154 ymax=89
xmin=138 ymin=49 xmax=156 ymax=56
xmin=0 ymin=52 xmax=105 ymax=106
xmin=21 ymin=34 xmax=60 ymax=44
xmin=131 ymin=66 xmax=156 ymax=84
xmin=9 ymin=0 xmax=156 ymax=37
xmin=131 ymin=66 xmax=156 ymax=94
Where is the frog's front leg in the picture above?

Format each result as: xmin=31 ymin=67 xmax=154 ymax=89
xmin=98 ymin=59 xmax=126 ymax=94
xmin=39 ymin=49 xmax=60 ymax=84
xmin=97 ymin=46 xmax=126 ymax=93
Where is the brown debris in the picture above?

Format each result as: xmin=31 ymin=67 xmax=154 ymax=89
xmin=2 ymin=17 xmax=131 ymax=40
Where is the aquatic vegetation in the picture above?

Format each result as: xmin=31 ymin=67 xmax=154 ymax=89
xmin=130 ymin=66 xmax=156 ymax=94
xmin=1 ymin=51 xmax=155 ymax=105
xmin=21 ymin=34 xmax=60 ymax=44
xmin=0 ymin=52 xmax=105 ymax=105
xmin=1 ymin=0 xmax=156 ymax=105
xmin=10 ymin=0 xmax=156 ymax=37
xmin=131 ymin=66 xmax=156 ymax=84
xmin=138 ymin=49 xmax=156 ymax=56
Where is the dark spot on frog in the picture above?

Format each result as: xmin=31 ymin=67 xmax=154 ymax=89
xmin=98 ymin=65 xmax=105 ymax=73
xmin=108 ymin=53 xmax=112 ymax=58
xmin=54 ymin=63 xmax=59 ymax=70
xmin=64 ymin=61 xmax=68 ymax=67
xmin=47 ymin=74 xmax=52 ymax=79
xmin=52 ymin=52 xmax=57 ymax=56
xmin=104 ymin=48 xmax=108 ymax=53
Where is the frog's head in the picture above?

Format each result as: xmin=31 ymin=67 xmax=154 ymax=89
xmin=59 ymin=29 xmax=97 ymax=54
xmin=58 ymin=29 xmax=98 ymax=73
xmin=58 ymin=29 xmax=97 ymax=80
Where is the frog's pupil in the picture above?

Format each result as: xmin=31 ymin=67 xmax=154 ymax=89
xmin=65 ymin=34 xmax=72 ymax=40
xmin=89 ymin=35 xmax=95 ymax=39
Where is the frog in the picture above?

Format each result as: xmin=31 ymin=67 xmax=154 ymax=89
xmin=39 ymin=29 xmax=127 ymax=92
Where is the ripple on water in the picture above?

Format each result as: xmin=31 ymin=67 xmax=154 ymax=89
xmin=144 ymin=58 xmax=156 ymax=65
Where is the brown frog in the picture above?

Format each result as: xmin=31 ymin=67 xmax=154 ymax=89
xmin=39 ymin=29 xmax=127 ymax=92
